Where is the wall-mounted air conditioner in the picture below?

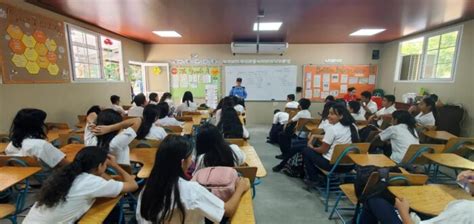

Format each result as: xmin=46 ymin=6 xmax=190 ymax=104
xmin=231 ymin=42 xmax=288 ymax=55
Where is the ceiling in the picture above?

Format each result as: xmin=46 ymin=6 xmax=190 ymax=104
xmin=27 ymin=0 xmax=474 ymax=44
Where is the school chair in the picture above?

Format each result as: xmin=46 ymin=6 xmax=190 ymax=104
xmin=129 ymin=139 xmax=161 ymax=149
xmin=182 ymin=111 xmax=201 ymax=116
xmin=443 ymin=137 xmax=474 ymax=156
xmin=235 ymin=166 xmax=258 ymax=198
xmin=0 ymin=156 xmax=49 ymax=185
xmin=398 ymin=144 xmax=445 ymax=174
xmin=289 ymin=118 xmax=320 ymax=150
xmin=163 ymin=126 xmax=183 ymax=134
xmin=76 ymin=115 xmax=87 ymax=128
xmin=45 ymin=122 xmax=70 ymax=130
xmin=175 ymin=116 xmax=193 ymax=122
xmin=225 ymin=138 xmax=248 ymax=147
xmin=56 ymin=133 xmax=84 ymax=148
xmin=329 ymin=172 xmax=428 ymax=224
xmin=314 ymin=143 xmax=370 ymax=212
xmin=285 ymin=108 xmax=300 ymax=121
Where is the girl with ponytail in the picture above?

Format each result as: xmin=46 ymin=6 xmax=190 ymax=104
xmin=415 ymin=97 xmax=437 ymax=127
xmin=23 ymin=146 xmax=138 ymax=223
xmin=136 ymin=104 xmax=167 ymax=140
xmin=175 ymin=91 xmax=197 ymax=115
xmin=302 ymin=104 xmax=359 ymax=185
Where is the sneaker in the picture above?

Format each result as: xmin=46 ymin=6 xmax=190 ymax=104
xmin=272 ymin=165 xmax=283 ymax=172
xmin=275 ymin=155 xmax=284 ymax=160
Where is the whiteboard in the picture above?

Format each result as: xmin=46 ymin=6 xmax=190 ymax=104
xmin=224 ymin=65 xmax=298 ymax=101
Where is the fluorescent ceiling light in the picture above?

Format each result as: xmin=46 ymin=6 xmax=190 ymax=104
xmin=152 ymin=31 xmax=182 ymax=37
xmin=253 ymin=22 xmax=282 ymax=31
xmin=350 ymin=28 xmax=386 ymax=36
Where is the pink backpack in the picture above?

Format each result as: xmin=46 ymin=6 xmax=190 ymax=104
xmin=192 ymin=167 xmax=239 ymax=202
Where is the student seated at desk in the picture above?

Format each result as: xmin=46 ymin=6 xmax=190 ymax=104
xmin=285 ymin=94 xmax=299 ymax=109
xmin=159 ymin=92 xmax=175 ymax=116
xmin=218 ymin=108 xmax=249 ymax=139
xmin=318 ymin=101 xmax=335 ymax=131
xmin=359 ymin=170 xmax=474 ymax=224
xmin=343 ymin=87 xmax=357 ymax=102
xmin=302 ymin=104 xmax=359 ymax=187
xmin=368 ymin=95 xmax=397 ymax=127
xmin=415 ymin=97 xmax=436 ymax=127
xmin=348 ymin=101 xmax=366 ymax=121
xmin=194 ymin=124 xmax=245 ymax=173
xmin=5 ymin=108 xmax=68 ymax=168
xmin=110 ymin=95 xmax=127 ymax=116
xmin=232 ymin=96 xmax=246 ymax=114
xmin=156 ymin=102 xmax=184 ymax=127
xmin=128 ymin=93 xmax=147 ymax=117
xmin=136 ymin=105 xmax=167 ymax=141
xmin=371 ymin=110 xmax=419 ymax=162
xmin=175 ymin=91 xmax=197 ymax=115
xmin=85 ymin=109 xmax=141 ymax=165
xmin=148 ymin=92 xmax=159 ymax=105
xmin=87 ymin=105 xmax=102 ymax=116
xmin=267 ymin=109 xmax=289 ymax=144
xmin=360 ymin=91 xmax=379 ymax=117
xmin=136 ymin=135 xmax=250 ymax=224
xmin=23 ymin=146 xmax=138 ymax=224
xmin=214 ymin=96 xmax=235 ymax=125
xmin=325 ymin=95 xmax=335 ymax=103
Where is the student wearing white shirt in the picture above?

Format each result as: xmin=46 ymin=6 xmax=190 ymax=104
xmin=128 ymin=93 xmax=147 ymax=117
xmin=369 ymin=95 xmax=397 ymax=127
xmin=159 ymin=92 xmax=175 ymax=115
xmin=5 ymin=108 xmax=67 ymax=168
xmin=318 ymin=101 xmax=335 ymax=132
xmin=348 ymin=101 xmax=366 ymax=121
xmin=156 ymin=102 xmax=184 ymax=127
xmin=302 ymin=104 xmax=359 ymax=185
xmin=136 ymin=135 xmax=250 ymax=224
xmin=267 ymin=109 xmax=289 ymax=144
xmin=217 ymin=107 xmax=250 ymax=139
xmin=110 ymin=95 xmax=127 ymax=116
xmin=136 ymin=104 xmax=167 ymax=141
xmin=175 ymin=91 xmax=198 ymax=115
xmin=359 ymin=91 xmax=379 ymax=117
xmin=376 ymin=110 xmax=419 ymax=163
xmin=275 ymin=98 xmax=312 ymax=165
xmin=148 ymin=92 xmax=159 ymax=105
xmin=285 ymin=94 xmax=299 ymax=109
xmin=415 ymin=97 xmax=436 ymax=127
xmin=23 ymin=146 xmax=138 ymax=224
xmin=84 ymin=109 xmax=141 ymax=165
xmin=194 ymin=124 xmax=246 ymax=173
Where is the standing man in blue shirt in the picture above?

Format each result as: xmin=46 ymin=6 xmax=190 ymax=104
xmin=229 ymin=78 xmax=247 ymax=105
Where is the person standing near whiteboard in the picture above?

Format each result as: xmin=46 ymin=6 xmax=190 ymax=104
xmin=229 ymin=78 xmax=247 ymax=105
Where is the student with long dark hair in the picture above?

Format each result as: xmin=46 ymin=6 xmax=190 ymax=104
xmin=217 ymin=107 xmax=249 ymax=139
xmin=6 ymin=108 xmax=67 ymax=168
xmin=136 ymin=104 xmax=167 ymax=140
xmin=374 ymin=110 xmax=419 ymax=163
xmin=232 ymin=96 xmax=246 ymax=114
xmin=214 ymin=96 xmax=236 ymax=124
xmin=415 ymin=97 xmax=436 ymax=127
xmin=156 ymin=102 xmax=184 ymax=127
xmin=136 ymin=135 xmax=250 ymax=223
xmin=348 ymin=101 xmax=366 ymax=121
xmin=318 ymin=101 xmax=335 ymax=131
xmin=85 ymin=109 xmax=141 ymax=165
xmin=302 ymin=104 xmax=359 ymax=185
xmin=194 ymin=124 xmax=245 ymax=173
xmin=149 ymin=92 xmax=159 ymax=105
xmin=159 ymin=92 xmax=175 ymax=115
xmin=23 ymin=146 xmax=138 ymax=223
xmin=129 ymin=93 xmax=147 ymax=117
xmin=175 ymin=91 xmax=197 ymax=115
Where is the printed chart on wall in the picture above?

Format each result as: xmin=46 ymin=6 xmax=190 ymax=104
xmin=170 ymin=65 xmax=221 ymax=108
xmin=303 ymin=64 xmax=377 ymax=101
xmin=0 ymin=3 xmax=70 ymax=83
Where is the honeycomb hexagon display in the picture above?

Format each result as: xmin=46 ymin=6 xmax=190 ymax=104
xmin=6 ymin=24 xmax=24 ymax=39
xmin=37 ymin=56 xmax=49 ymax=68
xmin=24 ymin=48 xmax=39 ymax=61
xmin=25 ymin=61 xmax=40 ymax=74
xmin=21 ymin=35 xmax=36 ymax=48
xmin=33 ymin=30 xmax=47 ymax=43
xmin=8 ymin=39 xmax=26 ymax=54
xmin=47 ymin=63 xmax=59 ymax=75
xmin=45 ymin=38 xmax=57 ymax=51
xmin=34 ymin=43 xmax=48 ymax=56
xmin=11 ymin=54 xmax=28 ymax=67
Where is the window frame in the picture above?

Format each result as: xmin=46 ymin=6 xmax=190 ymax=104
xmin=394 ymin=24 xmax=463 ymax=83
xmin=65 ymin=23 xmax=124 ymax=83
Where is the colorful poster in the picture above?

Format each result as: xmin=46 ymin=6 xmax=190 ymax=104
xmin=170 ymin=65 xmax=221 ymax=100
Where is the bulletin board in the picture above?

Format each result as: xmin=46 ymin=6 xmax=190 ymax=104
xmin=170 ymin=65 xmax=221 ymax=99
xmin=0 ymin=3 xmax=70 ymax=83
xmin=302 ymin=64 xmax=377 ymax=101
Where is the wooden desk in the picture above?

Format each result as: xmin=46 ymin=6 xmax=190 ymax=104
xmin=240 ymin=146 xmax=267 ymax=177
xmin=61 ymin=144 xmax=84 ymax=162
xmin=199 ymin=110 xmax=210 ymax=120
xmin=78 ymin=196 xmax=122 ymax=224
xmin=388 ymin=185 xmax=458 ymax=216
xmin=230 ymin=179 xmax=255 ymax=224
xmin=182 ymin=121 xmax=193 ymax=135
xmin=0 ymin=167 xmax=42 ymax=191
xmin=190 ymin=114 xmax=202 ymax=125
xmin=433 ymin=184 xmax=473 ymax=200
xmin=423 ymin=130 xmax=457 ymax=142
xmin=305 ymin=123 xmax=318 ymax=131
xmin=47 ymin=129 xmax=73 ymax=142
xmin=463 ymin=144 xmax=474 ymax=151
xmin=348 ymin=154 xmax=396 ymax=167
xmin=423 ymin=153 xmax=474 ymax=170
xmin=129 ymin=148 xmax=157 ymax=178
xmin=0 ymin=142 xmax=8 ymax=154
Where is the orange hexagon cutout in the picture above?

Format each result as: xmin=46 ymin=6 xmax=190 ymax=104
xmin=25 ymin=61 xmax=40 ymax=74
xmin=46 ymin=51 xmax=57 ymax=63
xmin=24 ymin=48 xmax=39 ymax=61
xmin=37 ymin=56 xmax=50 ymax=68
xmin=6 ymin=25 xmax=24 ymax=39
xmin=11 ymin=54 xmax=28 ymax=67
xmin=33 ymin=30 xmax=47 ymax=43
xmin=34 ymin=43 xmax=48 ymax=56
xmin=45 ymin=38 xmax=57 ymax=51
xmin=47 ymin=63 xmax=59 ymax=75
xmin=8 ymin=39 xmax=26 ymax=54
xmin=210 ymin=67 xmax=220 ymax=75
xmin=21 ymin=35 xmax=37 ymax=48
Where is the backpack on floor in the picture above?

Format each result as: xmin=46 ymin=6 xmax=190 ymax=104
xmin=192 ymin=167 xmax=239 ymax=202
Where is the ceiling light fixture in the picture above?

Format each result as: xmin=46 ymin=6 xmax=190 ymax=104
xmin=152 ymin=31 xmax=182 ymax=37
xmin=253 ymin=22 xmax=282 ymax=31
xmin=350 ymin=28 xmax=386 ymax=36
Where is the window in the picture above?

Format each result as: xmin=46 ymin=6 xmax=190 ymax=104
xmin=396 ymin=26 xmax=462 ymax=82
xmin=128 ymin=63 xmax=144 ymax=94
xmin=67 ymin=24 xmax=124 ymax=81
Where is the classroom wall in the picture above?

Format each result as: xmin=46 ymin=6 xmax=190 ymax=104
xmin=145 ymin=44 xmax=382 ymax=124
xmin=0 ymin=0 xmax=145 ymax=132
xmin=378 ymin=20 xmax=474 ymax=136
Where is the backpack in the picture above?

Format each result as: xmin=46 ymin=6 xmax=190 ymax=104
xmin=192 ymin=167 xmax=239 ymax=202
